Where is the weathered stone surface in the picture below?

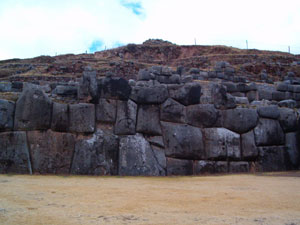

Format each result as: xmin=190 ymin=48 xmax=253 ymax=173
xmin=257 ymin=105 xmax=280 ymax=119
xmin=278 ymin=99 xmax=297 ymax=108
xmin=98 ymin=77 xmax=132 ymax=101
xmin=285 ymin=132 xmax=300 ymax=169
xmin=215 ymin=161 xmax=228 ymax=173
xmin=203 ymin=128 xmax=240 ymax=160
xmin=222 ymin=108 xmax=258 ymax=134
xmin=276 ymin=83 xmax=289 ymax=91
xmin=166 ymin=158 xmax=193 ymax=175
xmin=96 ymin=98 xmax=117 ymax=123
xmin=151 ymin=145 xmax=167 ymax=172
xmin=229 ymin=162 xmax=249 ymax=173
xmin=130 ymin=84 xmax=168 ymax=104
xmin=254 ymin=118 xmax=285 ymax=146
xmin=69 ymin=103 xmax=95 ymax=133
xmin=168 ymin=83 xmax=201 ymax=106
xmin=14 ymin=85 xmax=52 ymax=130
xmin=211 ymin=84 xmax=236 ymax=109
xmin=246 ymin=91 xmax=257 ymax=102
xmin=257 ymin=146 xmax=286 ymax=172
xmin=160 ymin=98 xmax=186 ymax=123
xmin=278 ymin=108 xmax=298 ymax=132
xmin=0 ymin=131 xmax=31 ymax=174
xmin=235 ymin=97 xmax=249 ymax=105
xmin=54 ymin=85 xmax=77 ymax=97
xmin=161 ymin=122 xmax=204 ymax=160
xmin=78 ymin=67 xmax=97 ymax=101
xmin=51 ymin=102 xmax=69 ymax=132
xmin=114 ymin=100 xmax=137 ymax=135
xmin=272 ymin=91 xmax=286 ymax=101
xmin=241 ymin=131 xmax=258 ymax=160
xmin=194 ymin=161 xmax=215 ymax=174
xmin=27 ymin=130 xmax=75 ymax=174
xmin=119 ymin=134 xmax=165 ymax=176
xmin=186 ymin=104 xmax=218 ymax=128
xmin=0 ymin=99 xmax=14 ymax=131
xmin=71 ymin=129 xmax=119 ymax=175
xmin=146 ymin=136 xmax=164 ymax=148
xmin=136 ymin=105 xmax=161 ymax=135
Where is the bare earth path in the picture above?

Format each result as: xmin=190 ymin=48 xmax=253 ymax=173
xmin=1 ymin=173 xmax=300 ymax=225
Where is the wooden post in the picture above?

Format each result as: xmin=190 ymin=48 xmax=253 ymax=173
xmin=246 ymin=40 xmax=248 ymax=50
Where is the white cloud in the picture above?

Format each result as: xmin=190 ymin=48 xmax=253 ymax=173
xmin=0 ymin=0 xmax=299 ymax=60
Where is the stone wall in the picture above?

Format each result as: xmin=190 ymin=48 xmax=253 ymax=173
xmin=0 ymin=65 xmax=299 ymax=175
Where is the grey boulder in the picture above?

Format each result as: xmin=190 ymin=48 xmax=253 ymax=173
xmin=114 ymin=100 xmax=137 ymax=135
xmin=136 ymin=105 xmax=162 ymax=135
xmin=27 ymin=130 xmax=75 ymax=174
xmin=14 ymin=85 xmax=52 ymax=130
xmin=161 ymin=122 xmax=204 ymax=160
xmin=0 ymin=99 xmax=15 ymax=131
xmin=51 ymin=102 xmax=69 ymax=132
xmin=166 ymin=158 xmax=193 ymax=175
xmin=168 ymin=83 xmax=201 ymax=106
xmin=71 ymin=129 xmax=119 ymax=175
xmin=222 ymin=108 xmax=258 ymax=134
xmin=257 ymin=105 xmax=280 ymax=119
xmin=0 ymin=131 xmax=32 ymax=174
xmin=96 ymin=98 xmax=117 ymax=123
xmin=69 ymin=103 xmax=95 ymax=133
xmin=278 ymin=108 xmax=298 ymax=132
xmin=203 ymin=128 xmax=240 ymax=160
xmin=119 ymin=134 xmax=165 ymax=176
xmin=160 ymin=98 xmax=186 ymax=123
xmin=186 ymin=104 xmax=218 ymax=128
xmin=254 ymin=118 xmax=285 ymax=146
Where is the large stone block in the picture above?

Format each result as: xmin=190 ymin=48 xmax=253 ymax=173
xmin=194 ymin=160 xmax=215 ymax=174
xmin=14 ymin=85 xmax=52 ymax=130
xmin=168 ymin=83 xmax=201 ymax=106
xmin=257 ymin=146 xmax=286 ymax=172
xmin=114 ymin=100 xmax=137 ymax=135
xmin=211 ymin=84 xmax=236 ymax=109
xmin=69 ymin=103 xmax=95 ymax=133
xmin=166 ymin=158 xmax=193 ymax=175
xmin=254 ymin=118 xmax=285 ymax=146
xmin=130 ymin=84 xmax=168 ymax=104
xmin=203 ymin=128 xmax=241 ymax=160
xmin=285 ymin=132 xmax=300 ymax=169
xmin=160 ymin=98 xmax=186 ymax=123
xmin=98 ymin=77 xmax=132 ymax=101
xmin=51 ymin=102 xmax=69 ymax=132
xmin=278 ymin=108 xmax=298 ymax=132
xmin=161 ymin=122 xmax=204 ymax=160
xmin=257 ymin=105 xmax=280 ymax=119
xmin=96 ymin=98 xmax=117 ymax=123
xmin=186 ymin=104 xmax=218 ymax=128
xmin=71 ymin=129 xmax=119 ymax=175
xmin=222 ymin=108 xmax=258 ymax=134
xmin=136 ymin=105 xmax=161 ymax=135
xmin=0 ymin=99 xmax=15 ymax=131
xmin=241 ymin=131 xmax=258 ymax=160
xmin=0 ymin=131 xmax=32 ymax=174
xmin=215 ymin=161 xmax=228 ymax=173
xmin=27 ymin=130 xmax=75 ymax=174
xmin=229 ymin=162 xmax=250 ymax=173
xmin=119 ymin=134 xmax=165 ymax=176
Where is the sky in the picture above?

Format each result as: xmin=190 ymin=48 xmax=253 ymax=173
xmin=0 ymin=0 xmax=300 ymax=60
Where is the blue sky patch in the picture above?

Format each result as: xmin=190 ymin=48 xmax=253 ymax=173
xmin=120 ymin=1 xmax=143 ymax=16
xmin=89 ymin=40 xmax=104 ymax=53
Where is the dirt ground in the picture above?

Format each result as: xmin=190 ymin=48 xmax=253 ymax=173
xmin=1 ymin=172 xmax=300 ymax=225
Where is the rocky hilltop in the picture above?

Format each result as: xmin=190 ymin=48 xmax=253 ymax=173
xmin=0 ymin=40 xmax=300 ymax=175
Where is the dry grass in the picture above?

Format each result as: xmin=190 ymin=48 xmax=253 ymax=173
xmin=1 ymin=172 xmax=300 ymax=225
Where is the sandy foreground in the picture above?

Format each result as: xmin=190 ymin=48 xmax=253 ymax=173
xmin=0 ymin=173 xmax=300 ymax=225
